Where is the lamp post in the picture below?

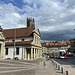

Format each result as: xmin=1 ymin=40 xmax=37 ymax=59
xmin=13 ymin=29 xmax=16 ymax=58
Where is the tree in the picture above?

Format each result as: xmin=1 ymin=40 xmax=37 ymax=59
xmin=67 ymin=47 xmax=72 ymax=53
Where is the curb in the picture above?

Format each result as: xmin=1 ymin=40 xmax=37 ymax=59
xmin=51 ymin=59 xmax=71 ymax=75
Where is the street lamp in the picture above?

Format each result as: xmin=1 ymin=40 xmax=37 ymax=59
xmin=73 ymin=29 xmax=75 ymax=54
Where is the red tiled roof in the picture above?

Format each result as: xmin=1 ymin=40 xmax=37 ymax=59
xmin=3 ymin=27 xmax=34 ymax=39
xmin=5 ymin=41 xmax=32 ymax=46
xmin=46 ymin=42 xmax=49 ymax=46
xmin=49 ymin=42 xmax=55 ymax=46
xmin=41 ymin=42 xmax=46 ymax=46
xmin=41 ymin=41 xmax=70 ymax=47
xmin=54 ymin=43 xmax=60 ymax=46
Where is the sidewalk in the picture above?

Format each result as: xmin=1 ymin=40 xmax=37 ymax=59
xmin=35 ymin=59 xmax=64 ymax=75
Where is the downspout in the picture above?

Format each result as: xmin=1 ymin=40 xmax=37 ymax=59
xmin=22 ymin=46 xmax=23 ymax=60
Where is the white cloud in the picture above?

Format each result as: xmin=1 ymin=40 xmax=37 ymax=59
xmin=0 ymin=0 xmax=75 ymax=41
xmin=12 ymin=13 xmax=21 ymax=18
xmin=0 ymin=2 xmax=25 ymax=29
xmin=23 ymin=0 xmax=32 ymax=4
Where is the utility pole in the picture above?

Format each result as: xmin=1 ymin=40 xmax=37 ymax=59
xmin=13 ymin=29 xmax=16 ymax=58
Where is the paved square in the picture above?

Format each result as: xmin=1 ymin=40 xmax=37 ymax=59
xmin=0 ymin=59 xmax=39 ymax=75
xmin=0 ymin=58 xmax=65 ymax=75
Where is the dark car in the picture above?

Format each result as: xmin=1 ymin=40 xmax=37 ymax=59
xmin=7 ymin=58 xmax=11 ymax=60
xmin=66 ymin=54 xmax=73 ymax=57
xmin=13 ymin=57 xmax=19 ymax=60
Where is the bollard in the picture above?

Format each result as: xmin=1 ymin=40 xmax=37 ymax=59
xmin=44 ymin=61 xmax=45 ymax=66
xmin=56 ymin=64 xmax=57 ymax=68
xmin=58 ymin=65 xmax=60 ymax=70
xmin=52 ymin=61 xmax=54 ymax=65
xmin=41 ymin=60 xmax=42 ymax=62
xmin=66 ymin=71 xmax=68 ymax=75
xmin=61 ymin=67 xmax=63 ymax=73
xmin=54 ymin=62 xmax=55 ymax=66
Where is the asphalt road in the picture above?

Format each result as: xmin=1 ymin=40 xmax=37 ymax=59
xmin=0 ymin=59 xmax=41 ymax=75
xmin=53 ymin=56 xmax=75 ymax=65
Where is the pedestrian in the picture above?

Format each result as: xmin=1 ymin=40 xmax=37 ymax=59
xmin=48 ymin=55 xmax=50 ymax=60
xmin=44 ymin=61 xmax=45 ymax=66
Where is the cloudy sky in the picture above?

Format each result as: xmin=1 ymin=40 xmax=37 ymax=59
xmin=0 ymin=0 xmax=75 ymax=42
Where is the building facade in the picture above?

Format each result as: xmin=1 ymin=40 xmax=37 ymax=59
xmin=0 ymin=27 xmax=5 ymax=59
xmin=69 ymin=39 xmax=75 ymax=53
xmin=41 ymin=41 xmax=70 ymax=54
xmin=41 ymin=42 xmax=48 ymax=54
xmin=3 ymin=18 xmax=42 ymax=60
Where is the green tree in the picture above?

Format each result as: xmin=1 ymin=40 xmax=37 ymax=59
xmin=67 ymin=47 xmax=72 ymax=53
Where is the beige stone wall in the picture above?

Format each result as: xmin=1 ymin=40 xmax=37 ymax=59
xmin=42 ymin=47 xmax=48 ymax=53
xmin=1 ymin=41 xmax=5 ymax=58
xmin=32 ymin=30 xmax=42 ymax=47
xmin=31 ymin=29 xmax=42 ymax=58
xmin=24 ymin=46 xmax=42 ymax=60
xmin=24 ymin=29 xmax=42 ymax=60
xmin=0 ymin=28 xmax=5 ymax=59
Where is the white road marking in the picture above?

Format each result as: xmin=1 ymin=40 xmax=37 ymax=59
xmin=0 ymin=63 xmax=36 ymax=67
xmin=0 ymin=61 xmax=37 ymax=74
xmin=0 ymin=61 xmax=36 ymax=65
xmin=0 ymin=67 xmax=36 ymax=74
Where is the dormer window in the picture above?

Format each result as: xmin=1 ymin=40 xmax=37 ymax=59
xmin=22 ymin=39 xmax=24 ymax=41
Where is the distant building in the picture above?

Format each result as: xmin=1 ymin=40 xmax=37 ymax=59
xmin=69 ymin=38 xmax=75 ymax=53
xmin=41 ymin=41 xmax=70 ymax=54
xmin=41 ymin=42 xmax=48 ymax=54
xmin=3 ymin=18 xmax=42 ymax=60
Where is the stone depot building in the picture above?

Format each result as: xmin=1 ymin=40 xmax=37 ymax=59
xmin=1 ymin=18 xmax=42 ymax=60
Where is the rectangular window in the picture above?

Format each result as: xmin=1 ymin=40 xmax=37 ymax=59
xmin=16 ymin=47 xmax=19 ymax=55
xmin=5 ymin=48 xmax=8 ymax=55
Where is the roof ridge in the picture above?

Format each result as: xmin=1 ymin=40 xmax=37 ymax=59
xmin=4 ymin=27 xmax=33 ymax=30
xmin=3 ymin=27 xmax=34 ymax=39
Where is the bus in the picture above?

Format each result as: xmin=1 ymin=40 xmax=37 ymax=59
xmin=50 ymin=50 xmax=68 ymax=59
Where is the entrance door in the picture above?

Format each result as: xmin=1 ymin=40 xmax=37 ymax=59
xmin=0 ymin=45 xmax=1 ymax=57
xmin=26 ymin=48 xmax=31 ymax=60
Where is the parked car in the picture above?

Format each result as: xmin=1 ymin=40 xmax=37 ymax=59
xmin=13 ymin=57 xmax=19 ymax=60
xmin=66 ymin=54 xmax=74 ymax=57
xmin=7 ymin=58 xmax=11 ymax=60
